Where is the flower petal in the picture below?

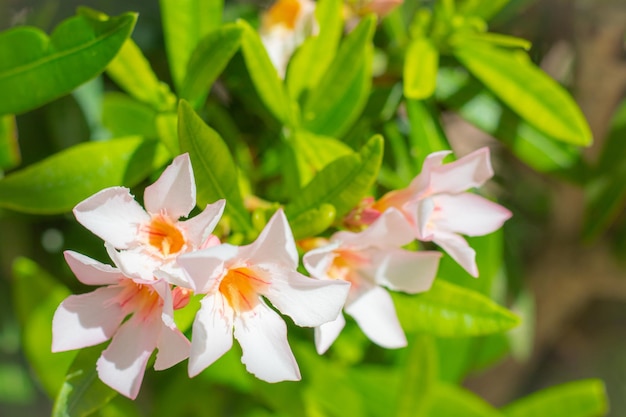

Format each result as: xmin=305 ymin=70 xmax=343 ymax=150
xmin=144 ymin=153 xmax=196 ymax=219
xmin=64 ymin=250 xmax=124 ymax=286
xmin=302 ymin=242 xmax=338 ymax=279
xmin=154 ymin=323 xmax=191 ymax=371
xmin=240 ymin=209 xmax=298 ymax=270
xmin=97 ymin=315 xmax=161 ymax=399
xmin=368 ymin=248 xmax=441 ymax=294
xmin=234 ymin=303 xmax=300 ymax=382
xmin=435 ymin=193 xmax=512 ymax=237
xmin=333 ymin=208 xmax=415 ymax=249
xmin=178 ymin=244 xmax=239 ymax=293
xmin=345 ymin=286 xmax=407 ymax=349
xmin=188 ymin=294 xmax=234 ymax=377
xmin=73 ymin=187 xmax=150 ymax=249
xmin=315 ymin=313 xmax=345 ymax=354
xmin=432 ymin=230 xmax=478 ymax=277
xmin=52 ymin=287 xmax=126 ymax=352
xmin=180 ymin=199 xmax=225 ymax=248
xmin=429 ymin=147 xmax=494 ymax=195
xmin=264 ymin=270 xmax=350 ymax=327
xmin=105 ymin=244 xmax=161 ymax=283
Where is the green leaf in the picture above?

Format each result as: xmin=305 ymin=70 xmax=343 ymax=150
xmin=12 ymin=257 xmax=75 ymax=398
xmin=501 ymin=379 xmax=608 ymax=417
xmin=102 ymin=93 xmax=158 ymax=138
xmin=106 ymin=38 xmax=175 ymax=112
xmin=0 ymin=9 xmax=136 ymax=116
xmin=302 ymin=15 xmax=375 ymax=137
xmin=155 ymin=112 xmax=180 ymax=156
xmin=238 ymin=20 xmax=294 ymax=126
xmin=178 ymin=100 xmax=252 ymax=233
xmin=180 ymin=24 xmax=243 ymax=108
xmin=457 ymin=0 xmax=510 ymax=21
xmin=0 ymin=136 xmax=170 ymax=214
xmin=52 ymin=345 xmax=117 ymax=417
xmin=404 ymin=37 xmax=439 ymax=100
xmin=393 ymin=280 xmax=520 ymax=337
xmin=159 ymin=0 xmax=222 ymax=91
xmin=286 ymin=0 xmax=343 ymax=100
xmin=288 ymin=203 xmax=336 ymax=241
xmin=405 ymin=99 xmax=450 ymax=169
xmin=0 ymin=114 xmax=20 ymax=170
xmin=453 ymin=32 xmax=531 ymax=50
xmin=396 ymin=335 xmax=438 ymax=417
xmin=285 ymin=135 xmax=383 ymax=222
xmin=453 ymin=42 xmax=592 ymax=146
xmin=427 ymin=383 xmax=504 ymax=417
xmin=436 ymin=67 xmax=580 ymax=172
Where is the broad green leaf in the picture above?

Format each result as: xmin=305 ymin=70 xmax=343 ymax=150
xmin=302 ymin=15 xmax=375 ymax=137
xmin=0 ymin=114 xmax=20 ymax=170
xmin=0 ymin=9 xmax=136 ymax=116
xmin=106 ymin=38 xmax=175 ymax=111
xmin=396 ymin=335 xmax=438 ymax=417
xmin=155 ymin=112 xmax=180 ymax=156
xmin=453 ymin=42 xmax=592 ymax=146
xmin=52 ymin=345 xmax=117 ymax=417
xmin=181 ymin=24 xmax=244 ymax=108
xmin=0 ymin=136 xmax=170 ymax=214
xmin=436 ymin=67 xmax=579 ymax=172
xmin=501 ymin=379 xmax=608 ymax=417
xmin=238 ymin=20 xmax=294 ymax=126
xmin=427 ymin=383 xmax=504 ymax=417
xmin=178 ymin=100 xmax=252 ymax=233
xmin=406 ymin=99 xmax=450 ymax=169
xmin=285 ymin=135 xmax=383 ymax=221
xmin=290 ymin=130 xmax=354 ymax=187
xmin=102 ymin=93 xmax=158 ymax=138
xmin=159 ymin=0 xmax=223 ymax=91
xmin=286 ymin=0 xmax=343 ymax=100
xmin=289 ymin=203 xmax=336 ymax=241
xmin=404 ymin=37 xmax=439 ymax=100
xmin=393 ymin=280 xmax=520 ymax=337
xmin=453 ymin=32 xmax=531 ymax=50
xmin=12 ymin=257 xmax=75 ymax=397
xmin=457 ymin=0 xmax=510 ymax=20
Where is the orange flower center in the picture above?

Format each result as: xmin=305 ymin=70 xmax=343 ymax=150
xmin=145 ymin=215 xmax=185 ymax=256
xmin=219 ymin=267 xmax=269 ymax=313
xmin=265 ymin=0 xmax=302 ymax=29
xmin=328 ymin=249 xmax=368 ymax=286
xmin=117 ymin=281 xmax=163 ymax=321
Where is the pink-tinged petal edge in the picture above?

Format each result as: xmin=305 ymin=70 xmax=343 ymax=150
xmin=302 ymin=242 xmax=339 ymax=280
xmin=154 ymin=323 xmax=191 ymax=371
xmin=180 ymin=199 xmax=226 ymax=248
xmin=96 ymin=316 xmax=161 ymax=399
xmin=63 ymin=250 xmax=124 ymax=286
xmin=432 ymin=231 xmax=479 ymax=278
xmin=52 ymin=287 xmax=126 ymax=352
xmin=73 ymin=187 xmax=150 ymax=249
xmin=188 ymin=295 xmax=234 ymax=377
xmin=369 ymin=248 xmax=441 ymax=294
xmin=144 ymin=153 xmax=196 ymax=219
xmin=435 ymin=193 xmax=512 ymax=237
xmin=234 ymin=303 xmax=300 ymax=383
xmin=428 ymin=147 xmax=494 ymax=195
xmin=264 ymin=270 xmax=350 ymax=327
xmin=333 ymin=208 xmax=415 ymax=249
xmin=315 ymin=313 xmax=346 ymax=354
xmin=240 ymin=209 xmax=298 ymax=270
xmin=345 ymin=286 xmax=407 ymax=349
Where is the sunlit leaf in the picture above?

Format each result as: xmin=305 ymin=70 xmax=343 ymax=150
xmin=159 ymin=0 xmax=223 ymax=91
xmin=302 ymin=15 xmax=375 ymax=137
xmin=106 ymin=38 xmax=175 ymax=112
xmin=12 ymin=257 xmax=75 ymax=398
xmin=0 ymin=114 xmax=20 ymax=170
xmin=457 ymin=0 xmax=511 ymax=21
xmin=238 ymin=19 xmax=294 ymax=126
xmin=181 ymin=24 xmax=244 ymax=108
xmin=289 ymin=203 xmax=336 ymax=241
xmin=453 ymin=42 xmax=592 ymax=146
xmin=178 ymin=100 xmax=253 ymax=233
xmin=286 ymin=0 xmax=343 ymax=100
xmin=405 ymin=99 xmax=450 ymax=169
xmin=0 ymin=9 xmax=136 ymax=115
xmin=0 ymin=136 xmax=170 ymax=214
xmin=102 ymin=93 xmax=158 ymax=139
xmin=501 ymin=379 xmax=608 ymax=417
xmin=393 ymin=280 xmax=520 ymax=337
xmin=285 ymin=135 xmax=383 ymax=222
xmin=52 ymin=345 xmax=117 ymax=417
xmin=404 ymin=37 xmax=439 ymax=100
xmin=396 ymin=335 xmax=438 ymax=417
xmin=427 ymin=383 xmax=504 ymax=417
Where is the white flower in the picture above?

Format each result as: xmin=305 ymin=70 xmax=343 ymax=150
xmin=73 ymin=153 xmax=224 ymax=286
xmin=52 ymin=251 xmax=190 ymax=399
xmin=304 ymin=209 xmax=441 ymax=353
xmin=178 ymin=209 xmax=350 ymax=382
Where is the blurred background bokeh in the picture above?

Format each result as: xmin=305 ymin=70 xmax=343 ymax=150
xmin=0 ymin=0 xmax=625 ymax=415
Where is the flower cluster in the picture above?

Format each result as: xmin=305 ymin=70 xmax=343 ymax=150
xmin=52 ymin=147 xmax=510 ymax=399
